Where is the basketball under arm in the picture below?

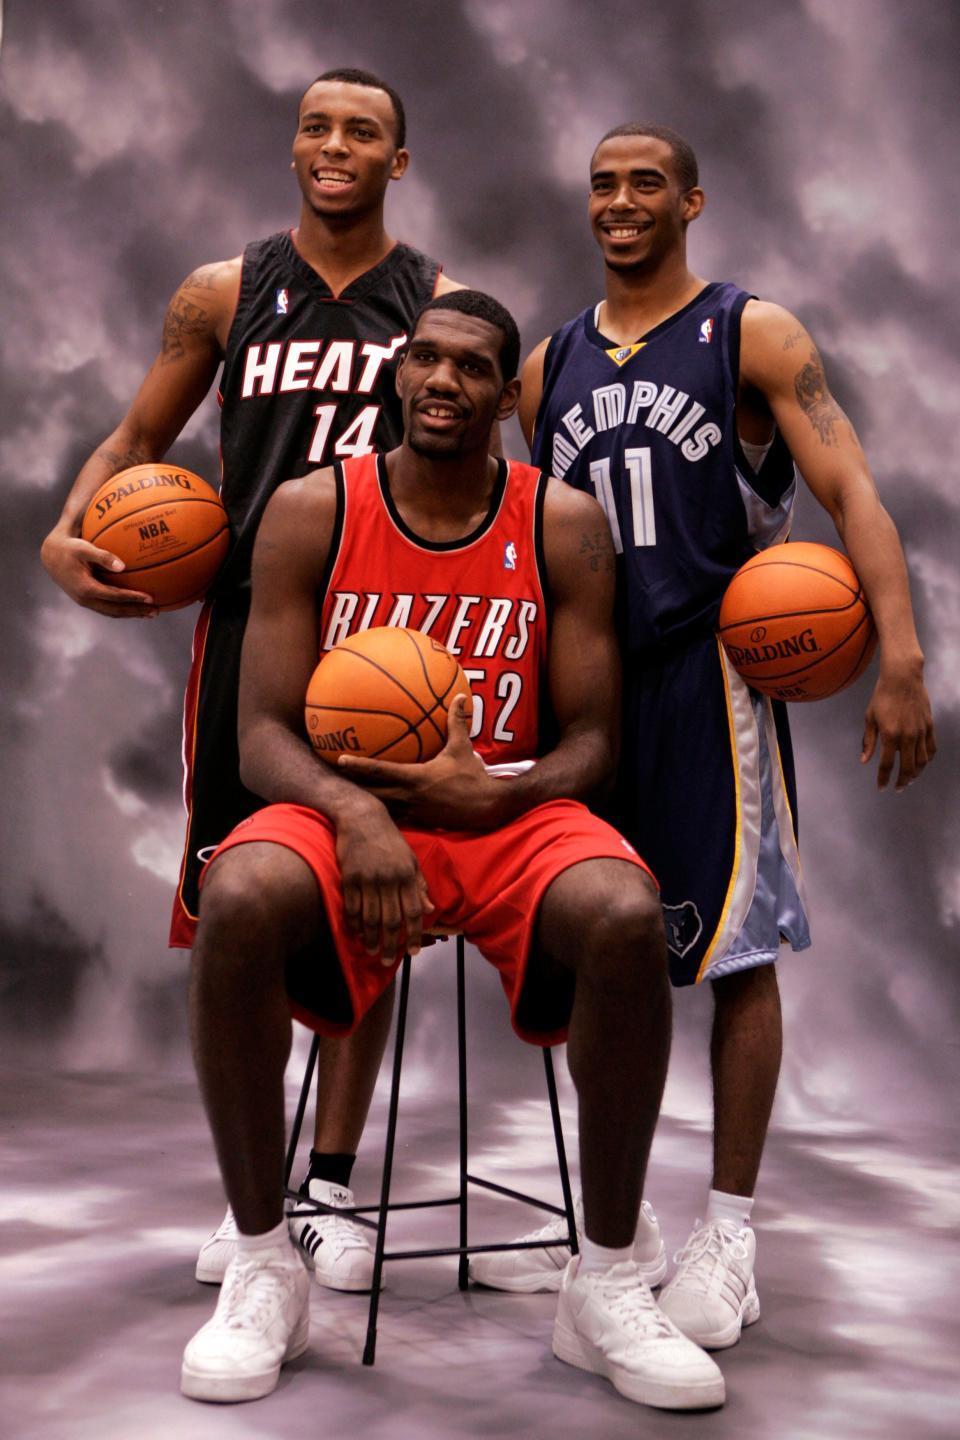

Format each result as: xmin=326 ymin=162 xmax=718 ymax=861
xmin=52 ymin=267 xmax=232 ymax=537
xmin=743 ymin=301 xmax=934 ymax=788
xmin=743 ymin=302 xmax=924 ymax=672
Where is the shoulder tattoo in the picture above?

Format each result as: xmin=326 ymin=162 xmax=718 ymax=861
xmin=160 ymin=266 xmax=221 ymax=363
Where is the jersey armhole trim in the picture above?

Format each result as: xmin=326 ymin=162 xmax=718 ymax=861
xmin=531 ymin=331 xmax=562 ymax=463
xmin=731 ymin=290 xmax=797 ymax=509
xmin=734 ymin=429 xmax=796 ymax=508
xmin=222 ymin=239 xmax=258 ymax=361
xmin=533 ymin=470 xmax=552 ymax=625
xmin=727 ymin=289 xmax=752 ymax=404
xmin=317 ymin=464 xmax=346 ymax=606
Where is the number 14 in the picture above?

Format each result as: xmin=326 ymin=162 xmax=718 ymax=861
xmin=588 ymin=448 xmax=656 ymax=550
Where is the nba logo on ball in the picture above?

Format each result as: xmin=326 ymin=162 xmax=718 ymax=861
xmin=275 ymin=288 xmax=289 ymax=315
xmin=699 ymin=318 xmax=714 ymax=344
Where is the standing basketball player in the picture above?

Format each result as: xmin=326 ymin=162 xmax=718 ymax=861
xmin=40 ymin=69 xmax=468 ymax=1289
xmin=181 ymin=290 xmax=725 ymax=1410
xmin=467 ymin=125 xmax=936 ymax=1349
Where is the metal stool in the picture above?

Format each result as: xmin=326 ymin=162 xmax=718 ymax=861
xmin=284 ymin=934 xmax=578 ymax=1365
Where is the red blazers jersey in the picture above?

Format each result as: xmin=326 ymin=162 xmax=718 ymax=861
xmin=319 ymin=454 xmax=550 ymax=764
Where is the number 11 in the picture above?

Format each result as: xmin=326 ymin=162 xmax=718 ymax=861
xmin=588 ymin=448 xmax=656 ymax=550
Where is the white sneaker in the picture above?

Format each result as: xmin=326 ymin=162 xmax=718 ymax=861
xmin=468 ymin=1195 xmax=667 ymax=1293
xmin=553 ymin=1258 xmax=725 ymax=1410
xmin=658 ymin=1219 xmax=760 ymax=1349
xmin=195 ymin=1207 xmax=240 ymax=1284
xmin=288 ymin=1179 xmax=380 ymax=1292
xmin=181 ymin=1247 xmax=310 ymax=1402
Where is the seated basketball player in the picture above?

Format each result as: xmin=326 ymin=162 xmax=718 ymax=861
xmin=181 ymin=291 xmax=725 ymax=1411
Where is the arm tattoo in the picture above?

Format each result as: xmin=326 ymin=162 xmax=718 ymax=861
xmin=782 ymin=327 xmax=805 ymax=350
xmin=794 ymin=346 xmax=845 ymax=447
xmin=579 ymin=529 xmax=616 ymax=572
xmin=97 ymin=442 xmax=150 ymax=473
xmin=159 ymin=266 xmax=219 ymax=363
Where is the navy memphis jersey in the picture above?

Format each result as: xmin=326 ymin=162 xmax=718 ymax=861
xmin=214 ymin=232 xmax=440 ymax=597
xmin=532 ymin=282 xmax=797 ymax=656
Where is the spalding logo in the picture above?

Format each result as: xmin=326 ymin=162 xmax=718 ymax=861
xmin=726 ymin=628 xmax=820 ymax=667
xmin=95 ymin=471 xmax=197 ymax=519
xmin=309 ymin=725 xmax=362 ymax=752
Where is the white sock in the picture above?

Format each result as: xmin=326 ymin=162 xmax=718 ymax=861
xmin=235 ymin=1218 xmax=294 ymax=1259
xmin=705 ymin=1188 xmax=754 ymax=1229
xmin=578 ymin=1235 xmax=634 ymax=1275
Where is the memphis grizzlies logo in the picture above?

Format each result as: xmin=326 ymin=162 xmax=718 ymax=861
xmin=662 ymin=901 xmax=703 ymax=958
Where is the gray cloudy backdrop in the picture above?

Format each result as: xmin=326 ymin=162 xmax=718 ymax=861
xmin=2 ymin=0 xmax=958 ymax=1139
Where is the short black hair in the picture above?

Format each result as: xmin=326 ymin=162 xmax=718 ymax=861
xmin=302 ymin=68 xmax=406 ymax=148
xmin=413 ymin=290 xmax=521 ymax=382
xmin=594 ymin=123 xmax=699 ymax=191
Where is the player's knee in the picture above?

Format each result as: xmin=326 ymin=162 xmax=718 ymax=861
xmin=197 ymin=846 xmax=296 ymax=951
xmin=583 ymin=879 xmax=667 ymax=988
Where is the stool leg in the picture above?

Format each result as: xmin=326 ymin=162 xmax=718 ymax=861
xmin=363 ymin=954 xmax=411 ymax=1366
xmin=284 ymin=1032 xmax=320 ymax=1188
xmin=456 ymin=937 xmax=469 ymax=1290
xmin=543 ymin=1046 xmax=579 ymax=1256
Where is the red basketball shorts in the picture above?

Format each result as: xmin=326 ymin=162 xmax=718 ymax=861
xmin=204 ymin=799 xmax=656 ymax=1046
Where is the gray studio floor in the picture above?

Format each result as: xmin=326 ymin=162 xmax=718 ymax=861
xmin=3 ymin=1014 xmax=959 ymax=1440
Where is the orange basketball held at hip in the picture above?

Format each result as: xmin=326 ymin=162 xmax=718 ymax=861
xmin=305 ymin=627 xmax=474 ymax=764
xmin=81 ymin=464 xmax=229 ymax=610
xmin=718 ymin=542 xmax=878 ymax=702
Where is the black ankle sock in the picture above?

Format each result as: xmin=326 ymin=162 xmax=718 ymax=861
xmin=304 ymin=1150 xmax=356 ymax=1190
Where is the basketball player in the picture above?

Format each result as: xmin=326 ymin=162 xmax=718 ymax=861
xmin=40 ymin=70 xmax=470 ymax=1289
xmin=467 ymin=125 xmax=936 ymax=1350
xmin=181 ymin=289 xmax=725 ymax=1410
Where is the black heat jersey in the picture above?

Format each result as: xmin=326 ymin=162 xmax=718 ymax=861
xmin=532 ymin=282 xmax=797 ymax=656
xmin=214 ymin=231 xmax=441 ymax=596
xmin=170 ymin=235 xmax=440 ymax=943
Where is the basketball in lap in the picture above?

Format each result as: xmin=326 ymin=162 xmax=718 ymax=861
xmin=305 ymin=626 xmax=473 ymax=763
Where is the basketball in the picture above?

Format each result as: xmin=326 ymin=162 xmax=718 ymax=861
xmin=81 ymin=464 xmax=229 ymax=610
xmin=718 ymin=542 xmax=878 ymax=702
xmin=305 ymin=627 xmax=473 ymax=764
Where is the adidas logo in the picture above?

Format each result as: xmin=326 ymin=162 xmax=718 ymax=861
xmin=298 ymin=1223 xmax=325 ymax=1259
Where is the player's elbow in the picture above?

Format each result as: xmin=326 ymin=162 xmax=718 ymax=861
xmin=236 ymin=718 xmax=271 ymax=795
xmin=579 ymin=721 xmax=619 ymax=799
